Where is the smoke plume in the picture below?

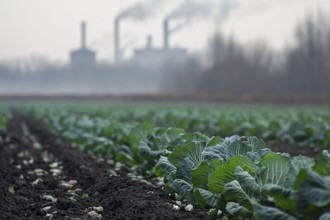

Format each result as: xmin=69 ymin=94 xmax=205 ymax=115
xmin=117 ymin=0 xmax=164 ymax=20
xmin=166 ymin=0 xmax=239 ymax=34
xmin=166 ymin=0 xmax=212 ymax=20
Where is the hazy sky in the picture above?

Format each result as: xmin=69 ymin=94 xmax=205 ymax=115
xmin=0 ymin=0 xmax=328 ymax=63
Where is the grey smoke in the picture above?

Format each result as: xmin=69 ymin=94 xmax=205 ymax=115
xmin=117 ymin=0 xmax=165 ymax=20
xmin=165 ymin=0 xmax=212 ymax=34
xmin=166 ymin=0 xmax=212 ymax=20
xmin=166 ymin=0 xmax=239 ymax=34
xmin=217 ymin=0 xmax=239 ymax=24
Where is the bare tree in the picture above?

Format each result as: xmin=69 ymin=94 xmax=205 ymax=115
xmin=286 ymin=10 xmax=330 ymax=96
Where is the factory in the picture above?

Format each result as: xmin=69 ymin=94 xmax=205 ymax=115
xmin=70 ymin=21 xmax=96 ymax=68
xmin=131 ymin=20 xmax=187 ymax=69
xmin=115 ymin=19 xmax=188 ymax=69
xmin=69 ymin=17 xmax=188 ymax=69
xmin=114 ymin=18 xmax=188 ymax=68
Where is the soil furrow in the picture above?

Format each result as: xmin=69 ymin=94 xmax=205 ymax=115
xmin=0 ymin=113 xmax=212 ymax=220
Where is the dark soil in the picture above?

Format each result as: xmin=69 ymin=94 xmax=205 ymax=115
xmin=0 ymin=114 xmax=213 ymax=220
xmin=266 ymin=140 xmax=323 ymax=157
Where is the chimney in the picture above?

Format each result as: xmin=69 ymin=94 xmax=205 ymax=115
xmin=81 ymin=21 xmax=86 ymax=49
xmin=114 ymin=18 xmax=120 ymax=63
xmin=147 ymin=35 xmax=152 ymax=49
xmin=164 ymin=19 xmax=169 ymax=49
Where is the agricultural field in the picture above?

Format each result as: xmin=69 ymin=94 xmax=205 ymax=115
xmin=1 ymin=102 xmax=330 ymax=219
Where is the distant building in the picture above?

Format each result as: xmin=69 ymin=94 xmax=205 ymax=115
xmin=70 ymin=21 xmax=96 ymax=67
xmin=132 ymin=36 xmax=188 ymax=69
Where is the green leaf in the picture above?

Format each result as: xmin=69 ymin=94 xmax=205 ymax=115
xmin=159 ymin=127 xmax=185 ymax=144
xmin=226 ymin=202 xmax=252 ymax=218
xmin=297 ymin=169 xmax=330 ymax=209
xmin=208 ymin=155 xmax=256 ymax=193
xmin=208 ymin=159 xmax=223 ymax=174
xmin=263 ymin=184 xmax=296 ymax=214
xmin=223 ymin=167 xmax=263 ymax=210
xmin=226 ymin=140 xmax=251 ymax=157
xmin=319 ymin=213 xmax=330 ymax=220
xmin=181 ymin=132 xmax=210 ymax=143
xmin=224 ymin=180 xmax=252 ymax=209
xmin=167 ymin=141 xmax=206 ymax=182
xmin=202 ymin=136 xmax=241 ymax=163
xmin=256 ymin=153 xmax=291 ymax=187
xmin=193 ymin=189 xmax=207 ymax=208
xmin=175 ymin=157 xmax=195 ymax=183
xmin=252 ymin=201 xmax=298 ymax=220
xmin=81 ymin=193 xmax=89 ymax=199
xmin=192 ymin=161 xmax=209 ymax=189
xmin=291 ymin=155 xmax=315 ymax=173
xmin=313 ymin=151 xmax=330 ymax=176
xmin=155 ymin=156 xmax=176 ymax=178
xmin=287 ymin=155 xmax=315 ymax=186
xmin=135 ymin=141 xmax=163 ymax=161
xmin=171 ymin=179 xmax=194 ymax=204
xmin=245 ymin=136 xmax=267 ymax=151
xmin=235 ymin=167 xmax=262 ymax=199
xmin=194 ymin=188 xmax=219 ymax=208
xmin=129 ymin=123 xmax=154 ymax=145
xmin=8 ymin=185 xmax=15 ymax=194
xmin=169 ymin=142 xmax=204 ymax=168
xmin=206 ymin=136 xmax=222 ymax=147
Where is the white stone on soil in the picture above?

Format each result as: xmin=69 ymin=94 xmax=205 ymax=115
xmin=185 ymin=204 xmax=193 ymax=212
xmin=67 ymin=190 xmax=78 ymax=196
xmin=175 ymin=200 xmax=182 ymax=206
xmin=93 ymin=206 xmax=104 ymax=213
xmin=60 ymin=180 xmax=77 ymax=189
xmin=87 ymin=211 xmax=102 ymax=219
xmin=41 ymin=206 xmax=52 ymax=212
xmin=42 ymin=195 xmax=57 ymax=203
xmin=41 ymin=151 xmax=53 ymax=162
xmin=28 ymin=169 xmax=46 ymax=176
xmin=50 ymin=168 xmax=62 ymax=176
xmin=172 ymin=205 xmax=180 ymax=211
xmin=28 ymin=158 xmax=34 ymax=164
xmin=18 ymin=151 xmax=29 ymax=158
xmin=32 ymin=178 xmax=43 ymax=186
xmin=49 ymin=162 xmax=59 ymax=168
xmin=45 ymin=213 xmax=53 ymax=219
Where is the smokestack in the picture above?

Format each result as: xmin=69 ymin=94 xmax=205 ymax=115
xmin=114 ymin=18 xmax=120 ymax=63
xmin=81 ymin=21 xmax=86 ymax=49
xmin=147 ymin=35 xmax=152 ymax=49
xmin=164 ymin=19 xmax=169 ymax=49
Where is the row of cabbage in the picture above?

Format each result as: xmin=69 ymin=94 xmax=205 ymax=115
xmin=0 ymin=109 xmax=8 ymax=144
xmin=28 ymin=107 xmax=330 ymax=219
xmin=0 ymin=109 xmax=7 ymax=133
xmin=104 ymin=106 xmax=330 ymax=148
xmin=29 ymin=104 xmax=330 ymax=147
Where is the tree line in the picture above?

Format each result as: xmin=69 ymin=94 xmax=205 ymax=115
xmin=171 ymin=11 xmax=330 ymax=100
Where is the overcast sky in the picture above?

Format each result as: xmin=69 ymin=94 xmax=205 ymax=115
xmin=0 ymin=0 xmax=328 ymax=63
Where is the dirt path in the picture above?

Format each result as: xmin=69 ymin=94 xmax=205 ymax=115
xmin=0 ymin=114 xmax=212 ymax=220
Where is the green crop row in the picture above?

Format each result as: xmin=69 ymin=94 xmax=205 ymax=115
xmin=27 ymin=107 xmax=330 ymax=219
xmin=27 ymin=104 xmax=330 ymax=148
xmin=0 ymin=109 xmax=8 ymax=144
xmin=0 ymin=110 xmax=7 ymax=134
xmin=156 ymin=135 xmax=330 ymax=219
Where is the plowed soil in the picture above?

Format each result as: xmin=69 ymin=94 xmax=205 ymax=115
xmin=0 ymin=114 xmax=212 ymax=220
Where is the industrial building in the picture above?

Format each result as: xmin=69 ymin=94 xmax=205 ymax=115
xmin=70 ymin=21 xmax=96 ymax=67
xmin=114 ymin=18 xmax=188 ymax=68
